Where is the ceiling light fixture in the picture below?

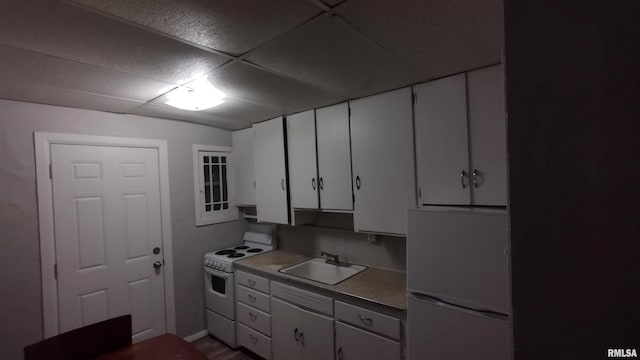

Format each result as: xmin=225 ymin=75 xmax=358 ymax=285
xmin=165 ymin=78 xmax=225 ymax=111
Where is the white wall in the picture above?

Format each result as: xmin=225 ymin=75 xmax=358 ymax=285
xmin=0 ymin=99 xmax=248 ymax=359
xmin=278 ymin=225 xmax=406 ymax=272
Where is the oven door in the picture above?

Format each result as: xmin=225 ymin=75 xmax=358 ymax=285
xmin=204 ymin=267 xmax=235 ymax=320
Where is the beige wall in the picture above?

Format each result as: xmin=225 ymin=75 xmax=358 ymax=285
xmin=0 ymin=99 xmax=248 ymax=359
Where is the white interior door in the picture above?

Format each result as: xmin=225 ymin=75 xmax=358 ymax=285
xmin=287 ymin=110 xmax=319 ymax=209
xmin=316 ymin=102 xmax=353 ymax=211
xmin=51 ymin=144 xmax=166 ymax=342
xmin=414 ymin=73 xmax=470 ymax=205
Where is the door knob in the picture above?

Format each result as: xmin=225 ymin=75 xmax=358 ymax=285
xmin=153 ymin=261 xmax=162 ymax=270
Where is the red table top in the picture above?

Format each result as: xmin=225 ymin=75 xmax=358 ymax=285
xmin=95 ymin=334 xmax=208 ymax=360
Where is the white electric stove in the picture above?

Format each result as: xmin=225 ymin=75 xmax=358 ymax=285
xmin=204 ymin=232 xmax=273 ymax=348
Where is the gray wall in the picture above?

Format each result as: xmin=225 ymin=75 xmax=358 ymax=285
xmin=505 ymin=1 xmax=640 ymax=358
xmin=0 ymin=99 xmax=248 ymax=359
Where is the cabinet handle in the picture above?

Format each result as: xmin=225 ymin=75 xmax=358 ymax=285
xmin=294 ymin=328 xmax=299 ymax=342
xmin=248 ymin=294 xmax=256 ymax=302
xmin=247 ymin=279 xmax=256 ymax=287
xmin=472 ymin=169 xmax=479 ymax=188
xmin=358 ymin=314 xmax=373 ymax=326
xmin=355 ymin=176 xmax=361 ymax=190
xmin=299 ymin=331 xmax=305 ymax=346
xmin=249 ymin=312 xmax=257 ymax=322
xmin=319 ymin=177 xmax=324 ymax=190
xmin=338 ymin=346 xmax=344 ymax=360
xmin=460 ymin=170 xmax=467 ymax=189
xmin=249 ymin=334 xmax=258 ymax=344
xmin=281 ymin=179 xmax=285 ymax=191
xmin=312 ymin=177 xmax=316 ymax=190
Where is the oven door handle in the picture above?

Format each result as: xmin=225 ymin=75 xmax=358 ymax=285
xmin=204 ymin=267 xmax=233 ymax=278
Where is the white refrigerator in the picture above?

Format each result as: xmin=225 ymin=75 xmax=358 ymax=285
xmin=407 ymin=207 xmax=511 ymax=360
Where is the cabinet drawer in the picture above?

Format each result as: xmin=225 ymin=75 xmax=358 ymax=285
xmin=237 ymin=302 xmax=271 ymax=336
xmin=270 ymin=281 xmax=333 ymax=316
xmin=335 ymin=301 xmax=401 ymax=340
xmin=236 ymin=270 xmax=270 ymax=294
xmin=237 ymin=285 xmax=270 ymax=313
xmin=238 ymin=323 xmax=272 ymax=360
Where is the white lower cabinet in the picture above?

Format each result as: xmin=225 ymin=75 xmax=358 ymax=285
xmin=236 ymin=271 xmax=272 ymax=359
xmin=336 ymin=321 xmax=401 ymax=360
xmin=271 ymin=281 xmax=335 ymax=360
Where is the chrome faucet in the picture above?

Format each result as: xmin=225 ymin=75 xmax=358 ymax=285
xmin=320 ymin=251 xmax=350 ymax=267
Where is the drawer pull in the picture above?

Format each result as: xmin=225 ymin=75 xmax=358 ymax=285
xmin=247 ymin=279 xmax=256 ymax=287
xmin=248 ymin=294 xmax=256 ymax=302
xmin=249 ymin=312 xmax=257 ymax=322
xmin=338 ymin=346 xmax=344 ymax=360
xmin=358 ymin=314 xmax=373 ymax=326
xmin=294 ymin=328 xmax=299 ymax=342
xmin=299 ymin=331 xmax=305 ymax=346
xmin=249 ymin=334 xmax=258 ymax=344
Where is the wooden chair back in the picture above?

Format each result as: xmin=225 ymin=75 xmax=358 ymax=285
xmin=24 ymin=315 xmax=132 ymax=360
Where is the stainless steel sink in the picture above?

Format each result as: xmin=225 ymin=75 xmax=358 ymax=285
xmin=279 ymin=258 xmax=367 ymax=285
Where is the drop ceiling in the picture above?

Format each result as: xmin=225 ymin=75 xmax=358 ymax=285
xmin=0 ymin=0 xmax=504 ymax=129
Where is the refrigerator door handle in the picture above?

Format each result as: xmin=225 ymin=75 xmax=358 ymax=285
xmin=410 ymin=292 xmax=509 ymax=322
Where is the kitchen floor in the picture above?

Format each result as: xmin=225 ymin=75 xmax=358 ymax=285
xmin=191 ymin=336 xmax=262 ymax=360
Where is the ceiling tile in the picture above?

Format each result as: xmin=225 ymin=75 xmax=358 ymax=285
xmin=336 ymin=0 xmax=504 ymax=80
xmin=0 ymin=1 xmax=229 ymax=84
xmin=131 ymin=103 xmax=242 ymax=129
xmin=206 ymin=62 xmax=345 ymax=113
xmin=202 ymin=100 xmax=284 ymax=129
xmin=320 ymin=0 xmax=346 ymax=7
xmin=69 ymin=0 xmax=321 ymax=56
xmin=244 ymin=16 xmax=420 ymax=98
xmin=0 ymin=45 xmax=175 ymax=102
xmin=0 ymin=81 xmax=144 ymax=113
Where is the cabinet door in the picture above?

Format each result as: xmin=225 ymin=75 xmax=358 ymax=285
xmin=254 ymin=117 xmax=289 ymax=224
xmin=468 ymin=65 xmax=507 ymax=206
xmin=299 ymin=306 xmax=334 ymax=360
xmin=336 ymin=322 xmax=401 ymax=360
xmin=287 ymin=110 xmax=319 ymax=209
xmin=271 ymin=298 xmax=300 ymax=360
xmin=232 ymin=128 xmax=256 ymax=206
xmin=316 ymin=103 xmax=353 ymax=211
xmin=350 ymin=87 xmax=415 ymax=235
xmin=415 ymin=73 xmax=470 ymax=205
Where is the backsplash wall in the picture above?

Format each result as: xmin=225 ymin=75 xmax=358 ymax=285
xmin=277 ymin=225 xmax=406 ymax=272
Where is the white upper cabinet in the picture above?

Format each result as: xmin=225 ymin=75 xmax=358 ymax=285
xmin=232 ymin=128 xmax=256 ymax=206
xmin=316 ymin=103 xmax=353 ymax=211
xmin=467 ymin=65 xmax=507 ymax=206
xmin=350 ymin=87 xmax=415 ymax=235
xmin=286 ymin=110 xmax=319 ymax=209
xmin=253 ymin=117 xmax=289 ymax=224
xmin=415 ymin=64 xmax=507 ymax=206
xmin=415 ymin=73 xmax=470 ymax=205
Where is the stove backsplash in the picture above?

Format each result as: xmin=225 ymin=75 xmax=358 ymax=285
xmin=277 ymin=225 xmax=406 ymax=272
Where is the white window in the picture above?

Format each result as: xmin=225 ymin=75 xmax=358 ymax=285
xmin=193 ymin=145 xmax=238 ymax=225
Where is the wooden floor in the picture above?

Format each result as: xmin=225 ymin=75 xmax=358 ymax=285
xmin=191 ymin=335 xmax=262 ymax=360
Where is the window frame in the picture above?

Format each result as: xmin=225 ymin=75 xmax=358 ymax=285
xmin=192 ymin=144 xmax=238 ymax=226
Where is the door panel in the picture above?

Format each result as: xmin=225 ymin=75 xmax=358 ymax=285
xmin=287 ymin=110 xmax=319 ymax=209
xmin=51 ymin=144 xmax=165 ymax=342
xmin=271 ymin=298 xmax=300 ymax=360
xmin=336 ymin=321 xmax=401 ymax=360
xmin=350 ymin=87 xmax=415 ymax=235
xmin=298 ymin=306 xmax=334 ymax=360
xmin=415 ymin=73 xmax=470 ymax=205
xmin=254 ymin=117 xmax=289 ymax=224
xmin=316 ymin=102 xmax=353 ymax=210
xmin=407 ymin=295 xmax=510 ymax=360
xmin=468 ymin=65 xmax=507 ymax=206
